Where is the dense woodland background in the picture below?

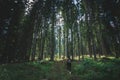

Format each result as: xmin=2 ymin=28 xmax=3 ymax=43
xmin=0 ymin=0 xmax=120 ymax=64
xmin=0 ymin=0 xmax=120 ymax=80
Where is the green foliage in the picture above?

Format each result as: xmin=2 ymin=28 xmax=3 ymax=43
xmin=0 ymin=62 xmax=50 ymax=80
xmin=0 ymin=59 xmax=120 ymax=80
xmin=73 ymin=58 xmax=120 ymax=80
xmin=0 ymin=61 xmax=70 ymax=80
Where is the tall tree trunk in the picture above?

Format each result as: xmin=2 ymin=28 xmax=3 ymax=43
xmin=66 ymin=27 xmax=69 ymax=58
xmin=58 ymin=27 xmax=61 ymax=59
xmin=31 ymin=30 xmax=38 ymax=61
xmin=50 ymin=13 xmax=55 ymax=61
xmin=71 ymin=27 xmax=74 ymax=60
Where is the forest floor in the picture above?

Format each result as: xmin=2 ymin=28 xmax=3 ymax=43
xmin=0 ymin=58 xmax=120 ymax=80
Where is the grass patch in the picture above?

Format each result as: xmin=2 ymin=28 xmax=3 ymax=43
xmin=0 ymin=58 xmax=120 ymax=80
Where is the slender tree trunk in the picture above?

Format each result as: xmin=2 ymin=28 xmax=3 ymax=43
xmin=70 ymin=27 xmax=74 ymax=60
xmin=50 ymin=14 xmax=55 ymax=61
xmin=58 ymin=27 xmax=61 ymax=59
xmin=31 ymin=33 xmax=37 ymax=61
xmin=66 ymin=27 xmax=69 ymax=58
xmin=80 ymin=32 xmax=84 ymax=60
xmin=92 ymin=39 xmax=97 ymax=60
xmin=63 ymin=28 xmax=66 ymax=58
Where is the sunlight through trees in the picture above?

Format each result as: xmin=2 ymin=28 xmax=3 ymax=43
xmin=0 ymin=0 xmax=120 ymax=63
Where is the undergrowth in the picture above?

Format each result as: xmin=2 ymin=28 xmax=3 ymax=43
xmin=0 ymin=58 xmax=120 ymax=80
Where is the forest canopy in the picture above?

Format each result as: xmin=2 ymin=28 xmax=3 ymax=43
xmin=0 ymin=0 xmax=120 ymax=64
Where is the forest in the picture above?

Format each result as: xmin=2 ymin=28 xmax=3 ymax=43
xmin=0 ymin=0 xmax=120 ymax=80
